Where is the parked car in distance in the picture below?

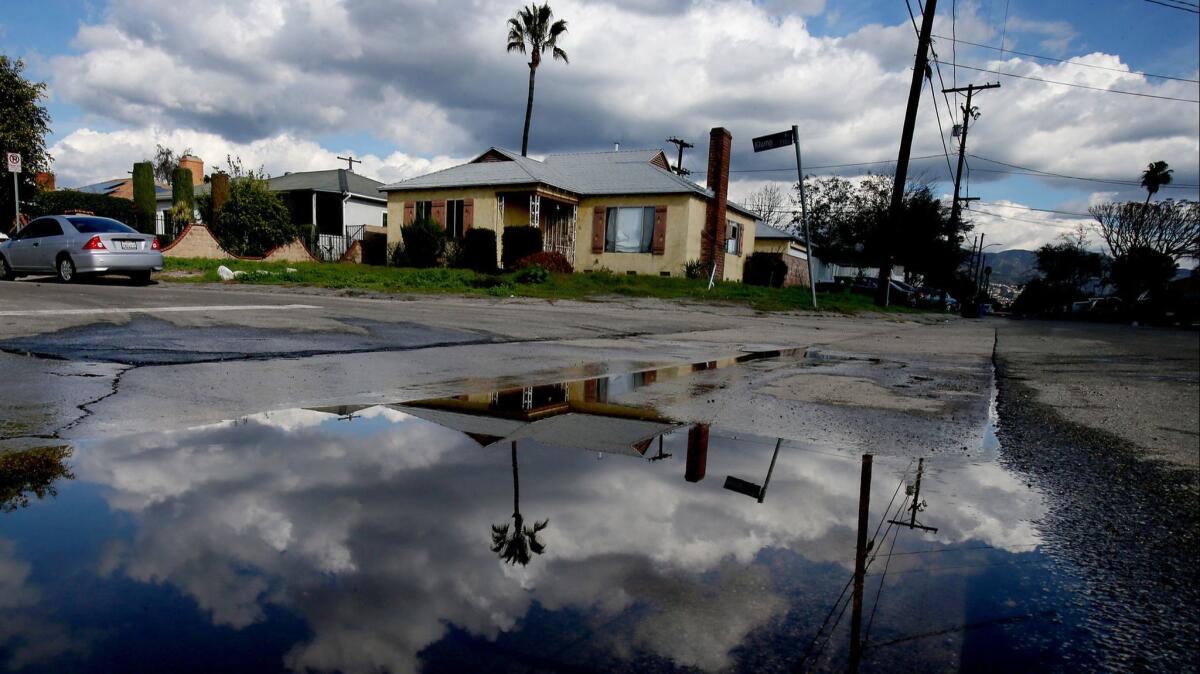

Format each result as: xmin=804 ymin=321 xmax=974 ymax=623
xmin=0 ymin=215 xmax=163 ymax=283
xmin=0 ymin=231 xmax=9 ymax=242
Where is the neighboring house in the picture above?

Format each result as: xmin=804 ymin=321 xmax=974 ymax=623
xmin=72 ymin=155 xmax=206 ymax=234
xmin=379 ymin=127 xmax=758 ymax=280
xmin=753 ymin=222 xmax=812 ymax=287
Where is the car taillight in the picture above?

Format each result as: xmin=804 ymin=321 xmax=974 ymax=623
xmin=150 ymin=237 xmax=161 ymax=250
xmin=82 ymin=236 xmax=106 ymax=250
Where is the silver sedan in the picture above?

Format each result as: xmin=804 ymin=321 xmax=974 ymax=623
xmin=0 ymin=215 xmax=164 ymax=284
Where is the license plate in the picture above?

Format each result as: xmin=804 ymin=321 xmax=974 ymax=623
xmin=121 ymin=241 xmax=138 ymax=251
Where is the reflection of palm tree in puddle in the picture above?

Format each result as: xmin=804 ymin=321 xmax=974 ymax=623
xmin=1 ymin=445 xmax=74 ymax=513
xmin=491 ymin=441 xmax=549 ymax=566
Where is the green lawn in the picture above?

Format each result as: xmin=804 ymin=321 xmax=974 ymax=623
xmin=160 ymin=258 xmax=925 ymax=313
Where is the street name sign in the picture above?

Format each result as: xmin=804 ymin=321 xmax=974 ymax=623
xmin=752 ymin=130 xmax=794 ymax=153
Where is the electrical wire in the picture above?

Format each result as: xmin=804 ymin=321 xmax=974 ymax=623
xmin=968 ymin=153 xmax=1200 ymax=188
xmin=930 ymin=34 xmax=1200 ymax=83
xmin=1143 ymin=0 xmax=1200 ymax=13
xmin=936 ymin=60 xmax=1200 ymax=103
xmin=690 ymin=154 xmax=948 ymax=176
xmin=969 ymin=207 xmax=1083 ymax=229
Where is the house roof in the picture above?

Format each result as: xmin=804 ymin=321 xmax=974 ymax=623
xmin=380 ymin=147 xmax=761 ymax=218
xmin=194 ymin=169 xmax=386 ymax=201
xmin=72 ymin=178 xmax=128 ymax=195
xmin=756 ymin=222 xmax=805 ymax=243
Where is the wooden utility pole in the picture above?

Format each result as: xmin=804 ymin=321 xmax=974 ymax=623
xmin=848 ymin=454 xmax=874 ymax=672
xmin=888 ymin=457 xmax=939 ymax=533
xmin=876 ymin=0 xmax=938 ymax=307
xmin=944 ymin=82 xmax=1000 ymax=230
xmin=666 ymin=137 xmax=694 ymax=176
xmin=336 ymin=155 xmax=362 ymax=172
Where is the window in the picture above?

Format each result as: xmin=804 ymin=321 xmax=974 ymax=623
xmin=414 ymin=201 xmax=433 ymax=221
xmin=382 ymin=212 xmax=388 ymax=228
xmin=726 ymin=220 xmax=742 ymax=255
xmin=16 ymin=218 xmax=62 ymax=239
xmin=67 ymin=216 xmax=136 ymax=234
xmin=604 ymin=206 xmax=655 ymax=253
xmin=445 ymin=199 xmax=466 ymax=239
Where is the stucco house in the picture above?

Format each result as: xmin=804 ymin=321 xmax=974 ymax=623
xmin=379 ymin=127 xmax=759 ymax=281
xmin=753 ymin=222 xmax=812 ymax=287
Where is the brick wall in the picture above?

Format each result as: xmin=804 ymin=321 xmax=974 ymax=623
xmin=161 ymin=225 xmax=233 ymax=259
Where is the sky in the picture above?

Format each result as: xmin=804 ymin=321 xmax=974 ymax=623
xmin=3 ymin=0 xmax=1198 ymax=252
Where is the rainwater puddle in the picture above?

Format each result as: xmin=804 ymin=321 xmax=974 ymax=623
xmin=0 ymin=363 xmax=1098 ymax=673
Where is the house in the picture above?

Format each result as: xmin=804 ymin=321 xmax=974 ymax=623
xmin=72 ymin=155 xmax=206 ymax=233
xmin=753 ymin=222 xmax=812 ymax=287
xmin=378 ymin=127 xmax=759 ymax=280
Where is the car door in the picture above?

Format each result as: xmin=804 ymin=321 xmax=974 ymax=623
xmin=7 ymin=218 xmax=53 ymax=270
xmin=28 ymin=218 xmax=65 ymax=271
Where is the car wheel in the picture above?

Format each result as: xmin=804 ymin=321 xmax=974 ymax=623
xmin=57 ymin=256 xmax=78 ymax=283
xmin=0 ymin=256 xmax=14 ymax=281
xmin=130 ymin=270 xmax=152 ymax=285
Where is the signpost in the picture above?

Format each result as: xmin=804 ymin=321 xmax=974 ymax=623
xmin=751 ymin=127 xmax=817 ymax=308
xmin=5 ymin=152 xmax=20 ymax=233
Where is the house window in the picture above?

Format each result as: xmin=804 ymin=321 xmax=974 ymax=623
xmin=604 ymin=206 xmax=655 ymax=253
xmin=445 ymin=199 xmax=466 ymax=238
xmin=726 ymin=220 xmax=742 ymax=255
xmin=382 ymin=212 xmax=388 ymax=228
xmin=414 ymin=201 xmax=433 ymax=221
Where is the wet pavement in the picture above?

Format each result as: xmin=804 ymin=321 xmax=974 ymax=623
xmin=2 ymin=357 xmax=1189 ymax=673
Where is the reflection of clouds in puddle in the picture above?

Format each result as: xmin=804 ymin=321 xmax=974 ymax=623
xmin=0 ymin=539 xmax=88 ymax=669
xmin=72 ymin=407 xmax=1049 ymax=673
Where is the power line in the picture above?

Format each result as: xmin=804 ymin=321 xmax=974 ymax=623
xmin=937 ymin=60 xmax=1200 ymax=103
xmin=1143 ymin=0 xmax=1200 ymax=13
xmin=692 ymin=153 xmax=948 ymax=176
xmin=969 ymin=207 xmax=1083 ymax=229
xmin=968 ymin=153 xmax=1200 ymax=188
xmin=979 ymin=202 xmax=1092 ymax=217
xmin=931 ymin=34 xmax=1200 ymax=83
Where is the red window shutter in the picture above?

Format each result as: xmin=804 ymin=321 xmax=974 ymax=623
xmin=652 ymin=205 xmax=668 ymax=254
xmin=591 ymin=206 xmax=606 ymax=253
xmin=431 ymin=200 xmax=447 ymax=228
xmin=403 ymin=202 xmax=415 ymax=225
xmin=463 ymin=198 xmax=474 ymax=230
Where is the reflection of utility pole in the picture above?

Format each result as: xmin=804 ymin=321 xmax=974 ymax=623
xmin=648 ymin=435 xmax=672 ymax=462
xmin=685 ymin=424 xmax=709 ymax=482
xmin=848 ymin=454 xmax=874 ymax=673
xmin=888 ymin=458 xmax=938 ymax=533
xmin=666 ymin=136 xmax=694 ymax=176
xmin=723 ymin=438 xmax=783 ymax=503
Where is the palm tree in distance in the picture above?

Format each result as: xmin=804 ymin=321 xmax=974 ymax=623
xmin=1140 ymin=161 xmax=1173 ymax=208
xmin=506 ymin=3 xmax=569 ymax=157
xmin=491 ymin=441 xmax=549 ymax=566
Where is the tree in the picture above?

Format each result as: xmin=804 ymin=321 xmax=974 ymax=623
xmin=1012 ymin=237 xmax=1105 ymax=314
xmin=1110 ymin=246 xmax=1176 ymax=303
xmin=209 ymin=176 xmax=296 ymax=256
xmin=171 ymin=167 xmax=195 ymax=214
xmin=0 ymin=55 xmax=52 ymax=233
xmin=744 ymin=183 xmax=790 ymax=229
xmin=507 ymin=3 xmax=568 ymax=157
xmin=1140 ymin=160 xmax=1173 ymax=208
xmin=1090 ymin=199 xmax=1199 ymax=261
xmin=152 ymin=144 xmax=192 ymax=185
xmin=131 ymin=161 xmax=156 ymax=234
xmin=490 ymin=442 xmax=549 ymax=566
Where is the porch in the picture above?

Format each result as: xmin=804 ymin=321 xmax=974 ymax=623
xmin=495 ymin=189 xmax=579 ymax=265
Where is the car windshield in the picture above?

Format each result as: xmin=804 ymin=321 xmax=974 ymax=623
xmin=67 ymin=216 xmax=137 ymax=234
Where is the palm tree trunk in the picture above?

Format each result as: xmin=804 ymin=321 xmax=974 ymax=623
xmin=521 ymin=65 xmax=537 ymax=157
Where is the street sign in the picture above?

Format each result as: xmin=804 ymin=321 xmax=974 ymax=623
xmin=5 ymin=152 xmax=20 ymax=173
xmin=751 ymin=130 xmax=794 ymax=153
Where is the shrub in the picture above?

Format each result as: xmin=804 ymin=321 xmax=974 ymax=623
xmin=388 ymin=241 xmax=409 ymax=267
xmin=502 ymin=226 xmax=542 ymax=270
xmin=515 ymin=264 xmax=550 ymax=284
xmin=28 ymin=190 xmax=136 ymax=224
xmin=401 ymin=217 xmax=446 ymax=268
xmin=743 ymin=252 xmax=788 ymax=288
xmin=131 ymin=161 xmax=156 ymax=234
xmin=682 ymin=259 xmax=705 ymax=280
xmin=171 ymin=167 xmax=194 ymax=213
xmin=461 ymin=229 xmax=499 ymax=273
xmin=210 ymin=177 xmax=297 ymax=257
xmin=513 ymin=251 xmax=573 ymax=274
xmin=210 ymin=173 xmax=230 ymax=215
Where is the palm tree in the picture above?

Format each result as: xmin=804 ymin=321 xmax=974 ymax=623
xmin=506 ymin=3 xmax=569 ymax=157
xmin=490 ymin=442 xmax=549 ymax=566
xmin=1140 ymin=161 xmax=1173 ymax=208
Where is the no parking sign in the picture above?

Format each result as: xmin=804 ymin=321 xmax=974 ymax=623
xmin=5 ymin=152 xmax=20 ymax=173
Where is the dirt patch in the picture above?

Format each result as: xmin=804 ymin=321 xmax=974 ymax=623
xmin=757 ymin=372 xmax=945 ymax=413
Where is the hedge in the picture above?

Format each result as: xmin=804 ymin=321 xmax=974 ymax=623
xmin=131 ymin=161 xmax=156 ymax=234
xmin=27 ymin=190 xmax=136 ymax=224
xmin=461 ymin=229 xmax=498 ymax=273
xmin=400 ymin=217 xmax=446 ymax=268
xmin=502 ymin=226 xmax=543 ymax=270
xmin=743 ymin=252 xmax=788 ymax=288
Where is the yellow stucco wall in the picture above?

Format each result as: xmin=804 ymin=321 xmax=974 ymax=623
xmin=754 ymin=238 xmax=789 ymax=254
xmin=721 ymin=209 xmax=756 ymax=282
xmin=385 ymin=187 xmax=503 ymax=244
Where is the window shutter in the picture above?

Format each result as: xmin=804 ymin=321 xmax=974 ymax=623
xmin=463 ymin=198 xmax=474 ymax=230
xmin=591 ymin=206 xmax=606 ymax=253
xmin=403 ymin=202 xmax=415 ymax=225
xmin=431 ymin=200 xmax=447 ymax=228
xmin=652 ymin=205 xmax=668 ymax=254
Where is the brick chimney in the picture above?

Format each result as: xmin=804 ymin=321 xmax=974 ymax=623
xmin=178 ymin=155 xmax=204 ymax=185
xmin=34 ymin=172 xmax=55 ymax=191
xmin=701 ymin=127 xmax=731 ymax=280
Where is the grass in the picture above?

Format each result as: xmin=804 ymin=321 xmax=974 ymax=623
xmin=160 ymin=257 xmax=926 ymax=314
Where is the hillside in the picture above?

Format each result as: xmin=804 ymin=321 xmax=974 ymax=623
xmin=981 ymin=249 xmax=1038 ymax=285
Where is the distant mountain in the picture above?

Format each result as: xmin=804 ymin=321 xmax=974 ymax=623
xmin=981 ymin=249 xmax=1038 ymax=285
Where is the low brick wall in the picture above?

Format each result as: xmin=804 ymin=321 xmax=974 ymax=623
xmin=161 ymin=225 xmax=234 ymax=259
xmin=263 ymin=239 xmax=320 ymax=263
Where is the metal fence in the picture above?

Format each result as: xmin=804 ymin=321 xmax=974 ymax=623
xmin=315 ymin=225 xmax=366 ymax=262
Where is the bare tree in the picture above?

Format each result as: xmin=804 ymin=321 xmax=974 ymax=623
xmin=151 ymin=144 xmax=192 ymax=185
xmin=743 ymin=183 xmax=791 ymax=229
xmin=1089 ymin=199 xmax=1199 ymax=261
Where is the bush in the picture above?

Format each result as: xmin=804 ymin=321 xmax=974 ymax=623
xmin=515 ymin=264 xmax=550 ymax=284
xmin=502 ymin=226 xmax=543 ymax=270
xmin=172 ymin=167 xmax=194 ymax=213
xmin=513 ymin=251 xmax=573 ymax=274
xmin=209 ymin=177 xmax=297 ymax=257
xmin=461 ymin=229 xmax=499 ymax=273
xmin=743 ymin=252 xmax=788 ymax=288
xmin=131 ymin=161 xmax=156 ymax=234
xmin=400 ymin=217 xmax=446 ymax=268
xmin=28 ymin=190 xmax=136 ymax=224
xmin=682 ymin=259 xmax=706 ymax=280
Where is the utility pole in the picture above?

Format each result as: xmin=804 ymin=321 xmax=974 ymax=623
xmin=888 ymin=457 xmax=938 ymax=533
xmin=848 ymin=453 xmax=874 ymax=673
xmin=336 ymin=155 xmax=362 ymax=172
xmin=792 ymin=125 xmax=818 ymax=309
xmin=876 ymin=0 xmax=938 ymax=306
xmin=666 ymin=137 xmax=694 ymax=176
xmin=943 ymin=82 xmax=1000 ymax=230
